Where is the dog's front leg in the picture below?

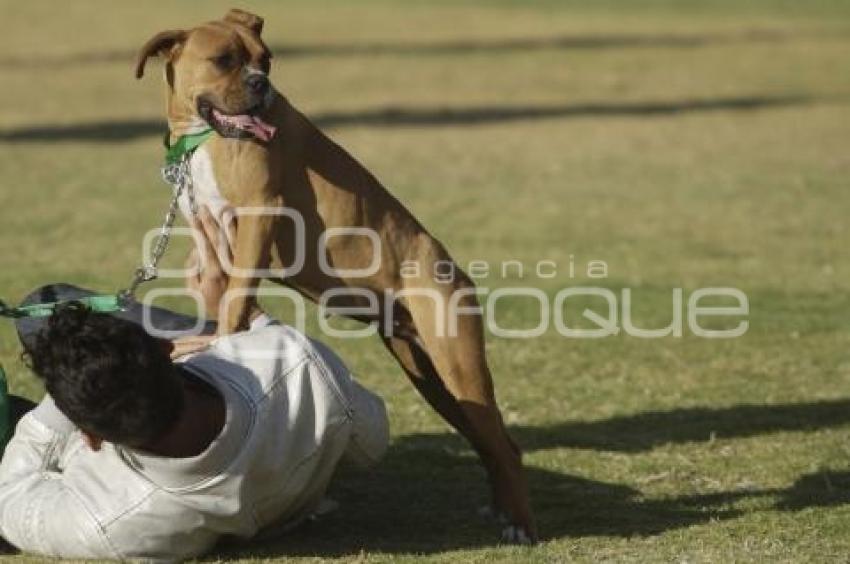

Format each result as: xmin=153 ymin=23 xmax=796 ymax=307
xmin=218 ymin=208 xmax=277 ymax=334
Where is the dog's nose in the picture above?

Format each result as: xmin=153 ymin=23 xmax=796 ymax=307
xmin=246 ymin=74 xmax=269 ymax=95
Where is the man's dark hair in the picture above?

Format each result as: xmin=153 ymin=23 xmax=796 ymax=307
xmin=24 ymin=303 xmax=184 ymax=447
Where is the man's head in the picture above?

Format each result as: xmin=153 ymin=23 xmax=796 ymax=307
xmin=24 ymin=303 xmax=184 ymax=450
xmin=135 ymin=9 xmax=276 ymax=141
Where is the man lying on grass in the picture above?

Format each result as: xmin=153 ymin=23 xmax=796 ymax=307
xmin=0 ymin=207 xmax=389 ymax=560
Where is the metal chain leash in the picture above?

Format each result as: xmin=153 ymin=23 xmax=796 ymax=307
xmin=0 ymin=135 xmax=211 ymax=319
xmin=118 ymin=155 xmax=197 ymax=303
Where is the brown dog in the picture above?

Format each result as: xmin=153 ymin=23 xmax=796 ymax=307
xmin=136 ymin=9 xmax=536 ymax=542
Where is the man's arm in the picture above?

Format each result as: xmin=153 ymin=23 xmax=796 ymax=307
xmin=308 ymin=340 xmax=389 ymax=469
xmin=343 ymin=377 xmax=390 ymax=469
xmin=0 ymin=397 xmax=116 ymax=558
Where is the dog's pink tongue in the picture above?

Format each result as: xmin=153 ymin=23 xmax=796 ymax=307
xmin=245 ymin=115 xmax=276 ymax=142
xmin=213 ymin=109 xmax=277 ymax=142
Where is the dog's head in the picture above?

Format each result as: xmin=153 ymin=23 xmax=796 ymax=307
xmin=136 ymin=9 xmax=276 ymax=141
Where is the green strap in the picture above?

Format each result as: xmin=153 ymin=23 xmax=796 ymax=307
xmin=164 ymin=128 xmax=214 ymax=165
xmin=0 ymin=294 xmax=124 ymax=319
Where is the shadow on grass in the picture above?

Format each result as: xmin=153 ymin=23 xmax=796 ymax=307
xmin=0 ymin=119 xmax=166 ymax=143
xmin=212 ymin=398 xmax=850 ymax=556
xmin=208 ymin=427 xmax=850 ymax=559
xmin=0 ymin=29 xmax=841 ymax=69
xmin=207 ymin=433 xmax=730 ymax=559
xmin=2 ymin=417 xmax=847 ymax=558
xmin=670 ymin=469 xmax=850 ymax=513
xmin=511 ymin=398 xmax=850 ymax=453
xmin=0 ymin=95 xmax=813 ymax=143
xmin=776 ymin=470 xmax=850 ymax=511
xmin=313 ymin=95 xmax=810 ymax=128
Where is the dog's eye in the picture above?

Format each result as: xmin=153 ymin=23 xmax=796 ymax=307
xmin=212 ymin=53 xmax=235 ymax=71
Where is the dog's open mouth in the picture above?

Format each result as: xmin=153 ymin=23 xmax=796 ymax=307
xmin=197 ymin=99 xmax=277 ymax=142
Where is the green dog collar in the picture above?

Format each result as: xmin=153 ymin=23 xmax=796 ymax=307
xmin=164 ymin=128 xmax=215 ymax=165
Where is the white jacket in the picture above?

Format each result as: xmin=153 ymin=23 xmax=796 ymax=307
xmin=0 ymin=317 xmax=389 ymax=561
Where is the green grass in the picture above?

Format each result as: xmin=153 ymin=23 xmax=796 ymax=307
xmin=1 ymin=0 xmax=850 ymax=561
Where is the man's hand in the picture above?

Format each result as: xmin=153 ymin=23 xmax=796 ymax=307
xmin=171 ymin=207 xmax=236 ymax=360
xmin=170 ymin=334 xmax=218 ymax=360
xmin=186 ymin=206 xmax=237 ymax=319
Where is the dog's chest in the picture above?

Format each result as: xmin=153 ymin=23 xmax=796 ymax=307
xmin=183 ymin=146 xmax=232 ymax=228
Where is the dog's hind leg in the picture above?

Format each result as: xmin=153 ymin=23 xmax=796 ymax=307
xmin=382 ymin=331 xmax=534 ymax=541
xmin=381 ymin=333 xmax=475 ymax=438
xmin=395 ymin=274 xmax=537 ymax=543
xmin=378 ymin=302 xmax=474 ymax=436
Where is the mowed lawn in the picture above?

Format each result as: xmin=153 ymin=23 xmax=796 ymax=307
xmin=1 ymin=0 xmax=850 ymax=561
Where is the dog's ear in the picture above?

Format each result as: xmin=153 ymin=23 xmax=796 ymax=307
xmin=224 ymin=9 xmax=264 ymax=35
xmin=135 ymin=29 xmax=187 ymax=79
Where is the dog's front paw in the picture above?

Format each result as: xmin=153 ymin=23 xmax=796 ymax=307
xmin=479 ymin=504 xmax=538 ymax=545
xmin=500 ymin=524 xmax=536 ymax=545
